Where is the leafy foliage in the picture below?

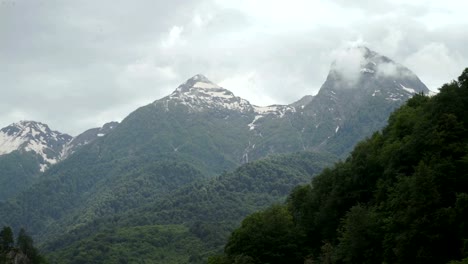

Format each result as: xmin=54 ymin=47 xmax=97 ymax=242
xmin=0 ymin=226 xmax=47 ymax=264
xmin=215 ymin=68 xmax=468 ymax=263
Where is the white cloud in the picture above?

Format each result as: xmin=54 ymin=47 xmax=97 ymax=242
xmin=1 ymin=0 xmax=468 ymax=134
xmin=329 ymin=47 xmax=367 ymax=85
xmin=404 ymin=43 xmax=464 ymax=90
xmin=377 ymin=62 xmax=399 ymax=77
xmin=219 ymin=71 xmax=277 ymax=106
xmin=161 ymin=26 xmax=185 ymax=48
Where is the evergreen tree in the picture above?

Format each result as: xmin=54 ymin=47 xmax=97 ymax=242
xmin=0 ymin=227 xmax=14 ymax=252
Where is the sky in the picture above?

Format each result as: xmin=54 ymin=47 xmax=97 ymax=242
xmin=1 ymin=0 xmax=467 ymax=135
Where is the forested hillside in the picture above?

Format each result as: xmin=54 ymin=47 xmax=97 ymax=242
xmin=41 ymin=151 xmax=335 ymax=263
xmin=0 ymin=151 xmax=41 ymax=201
xmin=213 ymin=69 xmax=468 ymax=264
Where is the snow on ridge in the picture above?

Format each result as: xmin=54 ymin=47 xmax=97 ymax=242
xmin=166 ymin=82 xmax=254 ymax=112
xmin=193 ymin=81 xmax=220 ymax=89
xmin=0 ymin=121 xmax=72 ymax=171
xmin=400 ymin=84 xmax=416 ymax=94
xmin=253 ymin=105 xmax=280 ymax=114
xmin=253 ymin=105 xmax=296 ymax=117
xmin=0 ymin=131 xmax=26 ymax=155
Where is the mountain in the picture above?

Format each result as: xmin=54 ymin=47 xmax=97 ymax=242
xmin=0 ymin=121 xmax=119 ymax=201
xmin=160 ymin=74 xmax=254 ymax=113
xmin=240 ymin=46 xmax=430 ymax=160
xmin=44 ymin=151 xmax=336 ymax=263
xmin=305 ymin=46 xmax=429 ymax=154
xmin=0 ymin=121 xmax=72 ymax=200
xmin=61 ymin=121 xmax=119 ymax=158
xmin=0 ymin=121 xmax=72 ymax=172
xmin=0 ymin=47 xmax=432 ymax=263
xmin=213 ymin=68 xmax=467 ymax=264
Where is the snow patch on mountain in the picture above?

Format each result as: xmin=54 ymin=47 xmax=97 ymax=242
xmin=0 ymin=121 xmax=72 ymax=171
xmin=248 ymin=115 xmax=263 ymax=130
xmin=163 ymin=74 xmax=254 ymax=112
xmin=62 ymin=121 xmax=119 ymax=158
xmin=253 ymin=105 xmax=296 ymax=117
xmin=399 ymin=84 xmax=416 ymax=94
xmin=193 ymin=81 xmax=220 ymax=89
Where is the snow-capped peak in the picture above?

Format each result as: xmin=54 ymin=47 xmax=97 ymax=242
xmin=0 ymin=121 xmax=72 ymax=171
xmin=158 ymin=74 xmax=254 ymax=112
xmin=175 ymin=74 xmax=220 ymax=92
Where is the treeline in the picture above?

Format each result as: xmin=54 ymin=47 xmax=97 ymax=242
xmin=211 ymin=69 xmax=468 ymax=263
xmin=0 ymin=226 xmax=47 ymax=264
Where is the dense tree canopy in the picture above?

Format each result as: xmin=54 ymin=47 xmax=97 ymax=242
xmin=0 ymin=227 xmax=47 ymax=264
xmin=213 ymin=68 xmax=468 ymax=263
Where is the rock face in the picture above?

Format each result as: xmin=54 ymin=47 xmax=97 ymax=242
xmin=159 ymin=74 xmax=254 ymax=113
xmin=6 ymin=250 xmax=32 ymax=264
xmin=61 ymin=121 xmax=119 ymax=158
xmin=300 ymin=46 xmax=429 ymax=154
xmin=0 ymin=121 xmax=72 ymax=172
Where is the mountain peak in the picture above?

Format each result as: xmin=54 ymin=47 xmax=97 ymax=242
xmin=176 ymin=74 xmax=221 ymax=92
xmin=0 ymin=120 xmax=72 ymax=171
xmin=158 ymin=75 xmax=253 ymax=113
xmin=324 ymin=46 xmax=429 ymax=97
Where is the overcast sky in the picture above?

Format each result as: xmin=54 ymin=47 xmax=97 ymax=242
xmin=1 ymin=0 xmax=467 ymax=135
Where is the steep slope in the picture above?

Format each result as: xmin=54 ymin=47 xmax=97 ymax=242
xmin=309 ymin=46 xmax=430 ymax=154
xmin=44 ymin=151 xmax=336 ymax=263
xmin=61 ymin=121 xmax=119 ymax=158
xmin=0 ymin=151 xmax=42 ymax=201
xmin=214 ymin=68 xmax=468 ymax=264
xmin=0 ymin=121 xmax=72 ymax=171
xmin=242 ymin=47 xmax=430 ymax=160
xmin=0 ymin=121 xmax=119 ymax=201
xmin=0 ymin=121 xmax=72 ymax=200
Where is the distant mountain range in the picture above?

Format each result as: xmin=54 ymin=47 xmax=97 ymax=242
xmin=0 ymin=47 xmax=432 ymax=263
xmin=0 ymin=121 xmax=118 ymax=200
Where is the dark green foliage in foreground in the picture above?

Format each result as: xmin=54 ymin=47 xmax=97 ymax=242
xmin=0 ymin=226 xmax=47 ymax=264
xmin=214 ymin=68 xmax=468 ymax=263
xmin=224 ymin=205 xmax=301 ymax=264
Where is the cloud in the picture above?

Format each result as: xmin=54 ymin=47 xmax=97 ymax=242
xmin=161 ymin=26 xmax=185 ymax=48
xmin=1 ymin=0 xmax=468 ymax=135
xmin=329 ymin=47 xmax=368 ymax=86
xmin=404 ymin=43 xmax=464 ymax=90
xmin=376 ymin=62 xmax=399 ymax=77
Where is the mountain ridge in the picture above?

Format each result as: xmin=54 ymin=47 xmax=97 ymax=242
xmin=0 ymin=46 xmax=436 ymax=263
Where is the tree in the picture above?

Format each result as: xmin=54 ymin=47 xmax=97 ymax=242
xmin=225 ymin=205 xmax=301 ymax=264
xmin=0 ymin=227 xmax=14 ymax=252
xmin=17 ymin=228 xmax=43 ymax=263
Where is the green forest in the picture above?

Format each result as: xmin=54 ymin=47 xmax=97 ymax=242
xmin=42 ymin=152 xmax=334 ymax=263
xmin=210 ymin=69 xmax=468 ymax=264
